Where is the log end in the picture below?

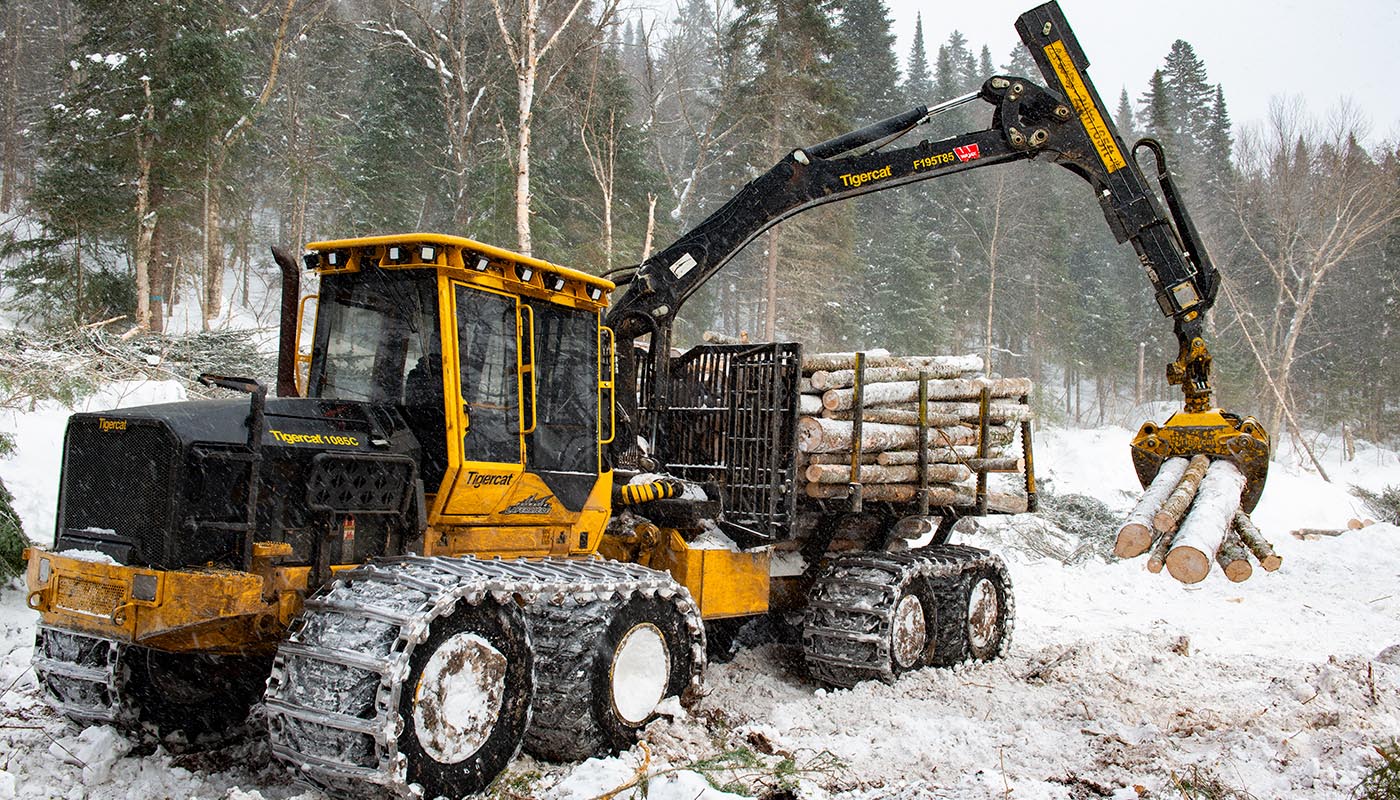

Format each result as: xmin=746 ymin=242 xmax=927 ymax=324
xmin=1114 ymin=524 xmax=1153 ymax=559
xmin=1151 ymin=512 xmax=1178 ymax=535
xmin=1146 ymin=556 xmax=1165 ymax=574
xmin=1260 ymin=554 xmax=1283 ymax=572
xmin=1222 ymin=559 xmax=1253 ymax=583
xmin=1165 ymin=546 xmax=1211 ymax=584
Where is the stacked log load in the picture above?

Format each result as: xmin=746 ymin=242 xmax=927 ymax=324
xmin=794 ymin=350 xmax=1031 ymax=511
xmin=1114 ymin=454 xmax=1281 ymax=583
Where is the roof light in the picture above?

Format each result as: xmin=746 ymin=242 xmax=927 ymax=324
xmin=473 ymin=255 xmax=490 ymax=271
xmin=588 ymin=286 xmax=604 ymax=301
xmin=326 ymin=250 xmax=344 ymax=267
xmin=515 ymin=264 xmax=534 ymax=283
xmin=420 ymin=245 xmax=437 ymax=262
xmin=302 ymin=253 xmax=319 ymax=270
xmin=387 ymin=245 xmax=410 ymax=264
xmin=546 ymin=274 xmax=566 ymax=292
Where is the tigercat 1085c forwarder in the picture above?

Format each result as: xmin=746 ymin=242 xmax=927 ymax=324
xmin=24 ymin=3 xmax=1269 ymax=797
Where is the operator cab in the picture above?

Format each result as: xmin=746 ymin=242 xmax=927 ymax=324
xmin=300 ymin=234 xmax=617 ymax=524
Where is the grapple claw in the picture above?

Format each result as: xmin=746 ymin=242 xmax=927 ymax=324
xmin=1130 ymin=409 xmax=1270 ymax=512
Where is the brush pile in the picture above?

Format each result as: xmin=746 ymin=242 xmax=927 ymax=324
xmin=793 ymin=349 xmax=1032 ymax=512
xmin=1114 ymin=454 xmax=1280 ymax=583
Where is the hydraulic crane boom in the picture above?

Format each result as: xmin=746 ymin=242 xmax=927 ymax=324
xmin=606 ymin=0 xmax=1269 ymax=509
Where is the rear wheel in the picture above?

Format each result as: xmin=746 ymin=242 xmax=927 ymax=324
xmin=526 ymin=591 xmax=703 ymax=761
xmin=931 ymin=560 xmax=1012 ymax=665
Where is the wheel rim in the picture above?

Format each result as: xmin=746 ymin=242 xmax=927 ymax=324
xmin=967 ymin=578 xmax=1000 ymax=652
xmin=413 ymin=632 xmax=508 ymax=764
xmin=610 ymin=623 xmax=670 ymax=726
xmin=891 ymin=593 xmax=928 ymax=669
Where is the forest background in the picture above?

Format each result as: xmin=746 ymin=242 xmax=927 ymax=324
xmin=0 ymin=0 xmax=1396 ymax=450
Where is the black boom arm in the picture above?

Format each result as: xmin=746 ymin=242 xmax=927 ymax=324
xmin=605 ymin=1 xmax=1222 ymax=463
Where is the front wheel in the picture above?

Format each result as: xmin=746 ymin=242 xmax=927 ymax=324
xmin=396 ymin=600 xmax=534 ymax=798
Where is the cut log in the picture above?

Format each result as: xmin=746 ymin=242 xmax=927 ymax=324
xmin=822 ymin=376 xmax=1034 ymax=411
xmin=803 ymin=482 xmax=973 ymax=505
xmin=923 ymin=401 xmax=1034 ymax=423
xmin=803 ymin=462 xmax=972 ymax=485
xmin=1146 ymin=527 xmax=1176 ymax=574
xmin=822 ymin=408 xmax=961 ymax=427
xmin=1115 ymin=457 xmax=1190 ymax=558
xmin=799 ymin=393 xmax=824 ymax=415
xmin=802 ymin=349 xmax=893 ymax=372
xmin=1165 ymin=460 xmax=1247 ymax=584
xmin=1237 ymin=512 xmax=1282 ymax=568
xmin=987 ymin=492 xmax=1029 ymax=514
xmin=1153 ymin=454 xmax=1211 ymax=533
xmin=877 ymin=446 xmax=989 ymax=465
xmin=1214 ymin=528 xmax=1253 ymax=583
xmin=702 ymin=330 xmax=748 ymax=344
xmin=806 ymin=452 xmax=882 ymax=465
xmin=964 ymin=457 xmax=1024 ymax=473
xmin=797 ymin=418 xmax=962 ymax=453
xmin=1290 ymin=528 xmax=1345 ymax=539
xmin=810 ymin=364 xmax=966 ymax=390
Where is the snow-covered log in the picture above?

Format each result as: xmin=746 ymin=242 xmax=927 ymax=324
xmin=803 ymin=462 xmax=971 ymax=485
xmin=803 ymin=482 xmax=973 ymax=505
xmin=1165 ymin=460 xmax=1247 ymax=584
xmin=799 ymin=393 xmax=824 ymax=415
xmin=796 ymin=418 xmax=1013 ymax=453
xmin=923 ymin=401 xmax=1034 ymax=423
xmin=1153 ymin=454 xmax=1211 ymax=533
xmin=809 ymin=363 xmax=969 ymax=390
xmin=821 ymin=408 xmax=961 ymax=427
xmin=821 ymin=377 xmax=1034 ymax=411
xmin=876 ymin=446 xmax=990 ymax=465
xmin=1233 ymin=511 xmax=1282 ymax=571
xmin=1115 ymin=457 xmax=1189 ymax=558
xmin=802 ymin=349 xmax=893 ymax=372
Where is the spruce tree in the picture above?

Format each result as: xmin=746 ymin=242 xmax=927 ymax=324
xmin=902 ymin=13 xmax=932 ymax=104
xmin=832 ymin=0 xmax=900 ymax=125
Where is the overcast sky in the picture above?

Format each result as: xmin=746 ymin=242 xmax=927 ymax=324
xmin=882 ymin=0 xmax=1399 ymax=146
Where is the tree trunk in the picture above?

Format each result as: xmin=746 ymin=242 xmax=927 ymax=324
xmin=1115 ymin=457 xmax=1188 ymax=558
xmin=797 ymin=418 xmax=1011 ymax=453
xmin=800 ymin=350 xmax=894 ymax=372
xmin=763 ymin=227 xmax=779 ymax=340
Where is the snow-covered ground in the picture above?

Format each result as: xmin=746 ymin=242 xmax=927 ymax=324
xmin=1 ymin=398 xmax=1397 ymax=798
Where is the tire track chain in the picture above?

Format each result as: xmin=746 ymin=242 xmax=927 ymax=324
xmin=523 ymin=585 xmax=706 ymax=762
xmin=31 ymin=625 xmax=123 ymax=727
xmin=802 ymin=544 xmax=1014 ymax=687
xmin=263 ymin=555 xmax=700 ymax=799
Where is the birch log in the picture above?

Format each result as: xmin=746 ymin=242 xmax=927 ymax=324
xmin=923 ymin=401 xmax=1034 ymax=423
xmin=822 ymin=377 xmax=1035 ymax=411
xmin=796 ymin=418 xmax=1013 ymax=453
xmin=803 ymin=462 xmax=972 ymax=484
xmin=810 ymin=364 xmax=965 ymax=390
xmin=1153 ymin=454 xmax=1211 ymax=533
xmin=1115 ymin=457 xmax=1190 ymax=558
xmin=806 ymin=452 xmax=882 ymax=465
xmin=1214 ymin=528 xmax=1254 ymax=583
xmin=804 ymin=482 xmax=974 ymax=505
xmin=879 ymin=448 xmax=991 ymax=465
xmin=799 ymin=394 xmax=824 ymax=415
xmin=1165 ymin=460 xmax=1247 ymax=584
xmin=1146 ymin=527 xmax=1176 ymax=574
xmin=1233 ymin=511 xmax=1282 ymax=571
xmin=802 ymin=350 xmax=893 ymax=372
xmin=822 ymin=408 xmax=961 ymax=427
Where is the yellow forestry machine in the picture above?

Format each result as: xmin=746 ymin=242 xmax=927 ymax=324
xmin=23 ymin=3 xmax=1267 ymax=797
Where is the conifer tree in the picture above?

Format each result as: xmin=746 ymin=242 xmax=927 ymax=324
xmin=832 ymin=0 xmax=900 ymax=125
xmin=902 ymin=13 xmax=932 ymax=104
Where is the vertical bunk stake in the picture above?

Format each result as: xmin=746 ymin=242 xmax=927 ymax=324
xmin=1020 ymin=392 xmax=1038 ymax=512
xmin=976 ymin=385 xmax=991 ymax=515
xmin=848 ymin=351 xmax=865 ymax=514
xmin=917 ymin=370 xmax=930 ymax=517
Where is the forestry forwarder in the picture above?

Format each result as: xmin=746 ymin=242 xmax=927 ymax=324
xmin=23 ymin=3 xmax=1268 ymax=797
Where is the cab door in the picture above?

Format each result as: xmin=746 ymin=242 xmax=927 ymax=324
xmin=440 ymin=281 xmax=528 ymax=516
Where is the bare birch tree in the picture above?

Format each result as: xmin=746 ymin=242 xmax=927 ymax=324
xmin=1228 ymin=97 xmax=1400 ymax=434
xmin=487 ymin=0 xmax=619 ymax=256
